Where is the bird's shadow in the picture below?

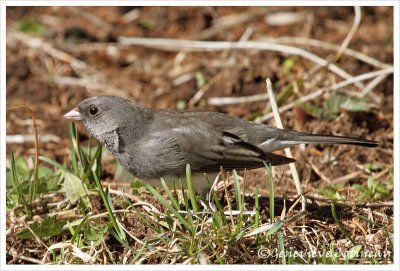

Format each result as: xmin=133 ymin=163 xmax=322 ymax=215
xmin=216 ymin=194 xmax=366 ymax=224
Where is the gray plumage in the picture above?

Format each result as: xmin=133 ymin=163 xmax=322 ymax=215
xmin=64 ymin=95 xmax=378 ymax=186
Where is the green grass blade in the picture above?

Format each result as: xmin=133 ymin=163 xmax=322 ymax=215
xmin=95 ymin=142 xmax=103 ymax=179
xmin=160 ymin=178 xmax=180 ymax=210
xmin=28 ymin=155 xmax=38 ymax=213
xmin=145 ymin=184 xmax=192 ymax=230
xmin=93 ymin=172 xmax=126 ymax=241
xmin=264 ymin=162 xmax=274 ymax=222
xmin=74 ymin=124 xmax=89 ymax=171
xmin=81 ymin=145 xmax=102 ymax=183
xmin=206 ymin=174 xmax=227 ymax=225
xmin=254 ymin=186 xmax=260 ymax=229
xmin=359 ymin=214 xmax=393 ymax=252
xmin=66 ymin=221 xmax=75 ymax=240
xmin=110 ymin=229 xmax=131 ymax=250
xmin=254 ymin=186 xmax=260 ymax=246
xmin=232 ymin=170 xmax=243 ymax=211
xmin=87 ymin=137 xmax=92 ymax=162
xmin=10 ymin=150 xmax=31 ymax=216
xmin=265 ymin=220 xmax=284 ymax=237
xmin=186 ymin=164 xmax=199 ymax=212
xmin=277 ymin=230 xmax=286 ymax=264
xmin=130 ymin=241 xmax=147 ymax=264
xmin=39 ymin=156 xmax=73 ymax=174
xmin=331 ymin=204 xmax=356 ymax=246
xmin=10 ymin=151 xmax=22 ymax=204
xmin=71 ymin=212 xmax=92 ymax=244
xmin=69 ymin=123 xmax=79 ymax=174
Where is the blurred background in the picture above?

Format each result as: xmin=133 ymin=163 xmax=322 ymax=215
xmin=5 ymin=6 xmax=395 ymax=265
xmin=6 ymin=6 xmax=393 ymax=195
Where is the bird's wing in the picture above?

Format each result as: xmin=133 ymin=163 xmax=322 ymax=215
xmin=123 ymin=121 xmax=295 ymax=177
xmin=122 ymin=130 xmax=190 ymax=178
xmin=192 ymin=131 xmax=295 ymax=173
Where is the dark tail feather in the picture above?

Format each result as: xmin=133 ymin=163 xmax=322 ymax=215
xmin=287 ymin=131 xmax=378 ymax=148
xmin=262 ymin=151 xmax=296 ymax=166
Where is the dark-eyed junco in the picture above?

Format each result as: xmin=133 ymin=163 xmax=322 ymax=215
xmin=64 ymin=96 xmax=377 ymax=193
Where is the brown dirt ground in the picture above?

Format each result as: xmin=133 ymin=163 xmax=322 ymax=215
xmin=5 ymin=6 xmax=394 ymax=264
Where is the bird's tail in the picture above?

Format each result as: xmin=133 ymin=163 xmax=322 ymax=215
xmin=283 ymin=130 xmax=378 ymax=148
xmin=258 ymin=129 xmax=378 ymax=153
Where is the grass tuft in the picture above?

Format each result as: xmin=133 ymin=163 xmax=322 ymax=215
xmin=5 ymin=122 xmax=393 ymax=264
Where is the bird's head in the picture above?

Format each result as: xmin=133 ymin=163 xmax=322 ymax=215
xmin=63 ymin=96 xmax=147 ymax=142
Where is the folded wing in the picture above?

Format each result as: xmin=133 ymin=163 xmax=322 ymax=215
xmin=190 ymin=131 xmax=295 ymax=173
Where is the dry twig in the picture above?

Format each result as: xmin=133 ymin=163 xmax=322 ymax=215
xmin=208 ymin=67 xmax=392 ymax=108
xmin=208 ymin=93 xmax=268 ymax=106
xmin=193 ymin=8 xmax=269 ymax=40
xmin=8 ymin=32 xmax=128 ymax=98
xmin=332 ymin=6 xmax=362 ymax=62
xmin=265 ymin=78 xmax=306 ymax=211
xmin=256 ymin=67 xmax=393 ymax=123
xmin=260 ymin=36 xmax=391 ymax=69
xmin=118 ymin=36 xmax=364 ymax=88
xmin=6 ymin=134 xmax=60 ymax=144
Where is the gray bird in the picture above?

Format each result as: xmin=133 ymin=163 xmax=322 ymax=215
xmin=63 ymin=96 xmax=378 ymax=193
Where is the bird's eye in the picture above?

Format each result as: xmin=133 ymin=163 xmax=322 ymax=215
xmin=89 ymin=107 xmax=99 ymax=115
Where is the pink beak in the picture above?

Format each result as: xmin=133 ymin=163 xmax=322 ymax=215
xmin=63 ymin=108 xmax=82 ymax=121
